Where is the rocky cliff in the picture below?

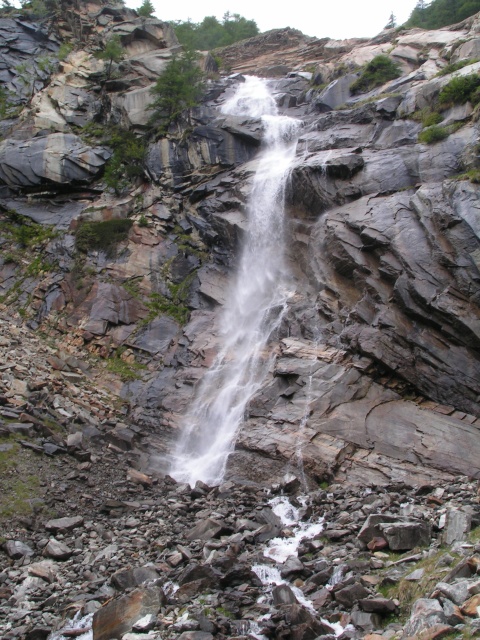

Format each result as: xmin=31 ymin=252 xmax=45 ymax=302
xmin=1 ymin=2 xmax=480 ymax=638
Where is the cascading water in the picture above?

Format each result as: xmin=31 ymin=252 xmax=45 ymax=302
xmin=170 ymin=76 xmax=301 ymax=486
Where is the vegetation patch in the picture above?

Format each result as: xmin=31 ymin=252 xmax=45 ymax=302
xmin=106 ymin=351 xmax=147 ymax=382
xmin=95 ymin=35 xmax=124 ymax=81
xmin=0 ymin=212 xmax=58 ymax=309
xmin=404 ymin=0 xmax=480 ymax=30
xmin=438 ymin=73 xmax=480 ymax=108
xmin=79 ymin=122 xmax=145 ymax=194
xmin=437 ymin=58 xmax=480 ymax=77
xmin=0 ymin=438 xmax=42 ymax=519
xmin=172 ymin=12 xmax=259 ymax=50
xmin=0 ymin=211 xmax=58 ymax=248
xmin=144 ymin=291 xmax=189 ymax=326
xmin=420 ymin=110 xmax=444 ymax=127
xmin=75 ymin=218 xmax=133 ymax=255
xmin=0 ymin=86 xmax=20 ymax=119
xmin=418 ymin=122 xmax=463 ymax=143
xmin=455 ymin=168 xmax=480 ymax=183
xmin=350 ymin=55 xmax=401 ymax=96
xmin=377 ymin=548 xmax=460 ymax=621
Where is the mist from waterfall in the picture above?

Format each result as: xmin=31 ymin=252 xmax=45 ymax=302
xmin=170 ymin=76 xmax=301 ymax=486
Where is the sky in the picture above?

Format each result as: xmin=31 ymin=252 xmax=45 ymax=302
xmin=128 ymin=0 xmax=420 ymax=40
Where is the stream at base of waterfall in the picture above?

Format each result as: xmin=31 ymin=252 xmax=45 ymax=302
xmin=169 ymin=76 xmax=301 ymax=487
xmin=49 ymin=494 xmax=351 ymax=640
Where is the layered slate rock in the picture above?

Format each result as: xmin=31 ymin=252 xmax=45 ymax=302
xmin=0 ymin=17 xmax=59 ymax=104
xmin=307 ymin=183 xmax=480 ymax=416
xmin=146 ymin=124 xmax=259 ymax=185
xmin=0 ymin=133 xmax=110 ymax=189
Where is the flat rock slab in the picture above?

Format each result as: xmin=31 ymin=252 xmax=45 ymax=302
xmin=442 ymin=508 xmax=472 ymax=545
xmin=45 ymin=516 xmax=84 ymax=532
xmin=185 ymin=518 xmax=227 ymax=541
xmin=0 ymin=197 xmax=85 ymax=228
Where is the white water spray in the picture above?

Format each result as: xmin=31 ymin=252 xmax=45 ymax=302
xmin=170 ymin=77 xmax=301 ymax=486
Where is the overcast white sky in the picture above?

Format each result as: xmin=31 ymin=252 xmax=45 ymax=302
xmin=127 ymin=0 xmax=420 ymax=40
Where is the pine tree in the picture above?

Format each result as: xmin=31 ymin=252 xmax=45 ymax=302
xmin=385 ymin=11 xmax=397 ymax=28
xmin=137 ymin=0 xmax=155 ymax=18
xmin=96 ymin=35 xmax=125 ymax=81
xmin=149 ymin=48 xmax=204 ymax=132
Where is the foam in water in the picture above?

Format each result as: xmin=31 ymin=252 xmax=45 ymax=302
xmin=170 ymin=77 xmax=300 ymax=486
xmin=48 ymin=612 xmax=93 ymax=640
xmin=264 ymin=495 xmax=324 ymax=563
xmin=252 ymin=497 xmax=349 ymax=637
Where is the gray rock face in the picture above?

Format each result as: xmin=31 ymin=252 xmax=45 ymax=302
xmin=0 ymin=197 xmax=85 ymax=227
xmin=312 ymin=74 xmax=359 ymax=110
xmin=68 ymin=282 xmax=147 ymax=336
xmin=0 ymin=133 xmax=110 ymax=189
xmin=451 ymin=37 xmax=480 ymax=63
xmin=111 ymin=566 xmax=160 ymax=591
xmin=442 ymin=508 xmax=472 ymax=545
xmin=436 ymin=580 xmax=471 ymax=606
xmin=273 ymin=584 xmax=299 ymax=605
xmin=146 ymin=124 xmax=258 ymax=185
xmin=307 ymin=183 xmax=480 ymax=417
xmin=48 ymin=83 xmax=102 ymax=127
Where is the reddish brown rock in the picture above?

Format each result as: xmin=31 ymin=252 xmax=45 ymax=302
xmin=92 ymin=586 xmax=164 ymax=640
xmin=461 ymin=594 xmax=480 ymax=617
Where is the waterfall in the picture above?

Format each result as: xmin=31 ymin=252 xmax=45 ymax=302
xmin=170 ymin=76 xmax=301 ymax=486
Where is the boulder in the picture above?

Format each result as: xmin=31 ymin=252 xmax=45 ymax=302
xmin=185 ymin=519 xmax=227 ymax=541
xmin=92 ymin=586 xmax=165 ymax=640
xmin=442 ymin=508 xmax=472 ymax=545
xmin=42 ymin=539 xmax=73 ymax=560
xmin=5 ymin=540 xmax=35 ymax=559
xmin=116 ymin=84 xmax=155 ymax=127
xmin=435 ymin=581 xmax=471 ymax=606
xmin=334 ymin=582 xmax=370 ymax=607
xmin=273 ymin=584 xmax=298 ymax=605
xmin=451 ymin=38 xmax=480 ymax=63
xmin=111 ymin=566 xmax=159 ymax=591
xmin=313 ymin=74 xmax=358 ymax=110
xmin=177 ymin=564 xmax=219 ymax=588
xmin=380 ymin=521 xmax=431 ymax=551
xmin=403 ymin=598 xmax=447 ymax=637
xmin=358 ymin=514 xmax=403 ymax=543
